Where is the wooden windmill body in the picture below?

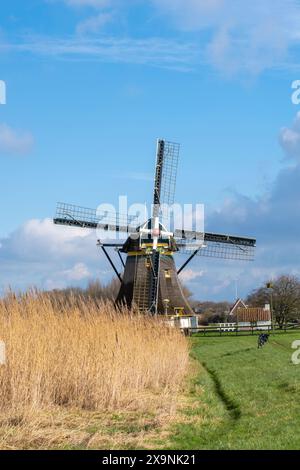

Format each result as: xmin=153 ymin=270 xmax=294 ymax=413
xmin=115 ymin=222 xmax=194 ymax=314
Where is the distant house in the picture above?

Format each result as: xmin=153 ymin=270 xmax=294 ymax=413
xmin=228 ymin=299 xmax=272 ymax=330
xmin=236 ymin=305 xmax=272 ymax=330
xmin=228 ymin=298 xmax=247 ymax=317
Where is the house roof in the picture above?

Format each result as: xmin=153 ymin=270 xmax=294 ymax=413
xmin=237 ymin=307 xmax=271 ymax=322
xmin=229 ymin=298 xmax=247 ymax=316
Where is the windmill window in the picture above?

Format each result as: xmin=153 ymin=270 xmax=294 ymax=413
xmin=174 ymin=307 xmax=184 ymax=315
xmin=164 ymin=269 xmax=171 ymax=278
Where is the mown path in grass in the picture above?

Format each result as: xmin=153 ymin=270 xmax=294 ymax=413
xmin=165 ymin=332 xmax=300 ymax=450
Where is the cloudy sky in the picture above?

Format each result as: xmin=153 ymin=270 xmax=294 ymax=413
xmin=1 ymin=0 xmax=300 ymax=301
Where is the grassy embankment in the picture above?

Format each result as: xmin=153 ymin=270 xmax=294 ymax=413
xmin=160 ymin=332 xmax=300 ymax=450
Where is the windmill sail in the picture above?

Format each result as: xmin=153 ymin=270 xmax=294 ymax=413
xmin=158 ymin=140 xmax=180 ymax=207
xmin=54 ymin=202 xmax=138 ymax=234
xmin=175 ymin=229 xmax=256 ymax=261
xmin=153 ymin=140 xmax=180 ymax=229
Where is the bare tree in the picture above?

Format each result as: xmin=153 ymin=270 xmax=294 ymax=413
xmin=247 ymin=275 xmax=300 ymax=328
xmin=193 ymin=300 xmax=231 ymax=324
xmin=86 ymin=278 xmax=120 ymax=301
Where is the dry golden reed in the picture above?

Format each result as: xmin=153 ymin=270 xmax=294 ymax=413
xmin=0 ymin=292 xmax=189 ymax=415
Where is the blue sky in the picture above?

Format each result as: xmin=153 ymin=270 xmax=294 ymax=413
xmin=1 ymin=0 xmax=300 ymax=301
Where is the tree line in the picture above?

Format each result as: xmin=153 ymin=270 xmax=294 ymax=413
xmin=246 ymin=275 xmax=300 ymax=328
xmin=45 ymin=279 xmax=120 ymax=309
xmin=195 ymin=275 xmax=300 ymax=328
xmin=44 ymin=274 xmax=300 ymax=328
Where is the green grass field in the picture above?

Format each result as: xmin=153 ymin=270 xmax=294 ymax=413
xmin=165 ymin=331 xmax=300 ymax=450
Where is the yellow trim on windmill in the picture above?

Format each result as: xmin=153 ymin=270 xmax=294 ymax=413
xmin=127 ymin=250 xmax=174 ymax=256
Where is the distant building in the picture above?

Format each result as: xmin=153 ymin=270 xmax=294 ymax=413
xmin=165 ymin=314 xmax=198 ymax=334
xmin=236 ymin=304 xmax=272 ymax=330
xmin=228 ymin=299 xmax=272 ymax=330
xmin=228 ymin=298 xmax=247 ymax=317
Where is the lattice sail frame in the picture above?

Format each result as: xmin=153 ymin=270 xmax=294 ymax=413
xmin=159 ymin=140 xmax=180 ymax=206
xmin=176 ymin=239 xmax=255 ymax=261
xmin=54 ymin=202 xmax=138 ymax=233
xmin=158 ymin=140 xmax=180 ymax=227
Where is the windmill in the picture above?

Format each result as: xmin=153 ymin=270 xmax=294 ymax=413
xmin=54 ymin=139 xmax=256 ymax=315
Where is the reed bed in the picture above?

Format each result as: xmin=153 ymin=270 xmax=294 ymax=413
xmin=0 ymin=292 xmax=188 ymax=423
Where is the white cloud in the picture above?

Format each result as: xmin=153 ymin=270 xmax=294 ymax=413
xmin=57 ymin=0 xmax=115 ymax=35
xmin=0 ymin=123 xmax=34 ymax=156
xmin=7 ymin=0 xmax=300 ymax=75
xmin=151 ymin=0 xmax=227 ymax=31
xmin=35 ymin=1 xmax=300 ymax=74
xmin=5 ymin=218 xmax=94 ymax=261
xmin=179 ymin=269 xmax=204 ymax=282
xmin=279 ymin=112 xmax=300 ymax=161
xmin=76 ymin=12 xmax=112 ymax=34
xmin=151 ymin=0 xmax=300 ymax=74
xmin=63 ymin=0 xmax=111 ymax=7
xmin=4 ymin=35 xmax=197 ymax=71
xmin=43 ymin=263 xmax=91 ymax=290
xmin=0 ymin=218 xmax=120 ymax=294
xmin=63 ymin=262 xmax=91 ymax=280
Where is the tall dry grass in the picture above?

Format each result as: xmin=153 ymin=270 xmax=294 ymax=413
xmin=0 ymin=292 xmax=188 ymax=417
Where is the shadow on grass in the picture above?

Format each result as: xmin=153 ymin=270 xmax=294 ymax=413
xmin=219 ymin=347 xmax=254 ymax=358
xmin=202 ymin=362 xmax=241 ymax=421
